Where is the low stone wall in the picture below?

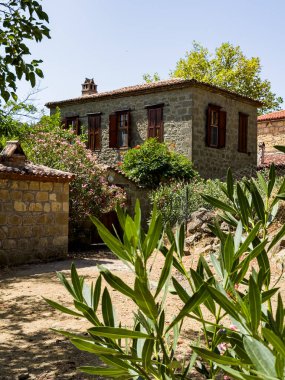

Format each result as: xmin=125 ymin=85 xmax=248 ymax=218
xmin=0 ymin=179 xmax=70 ymax=266
xmin=258 ymin=119 xmax=285 ymax=154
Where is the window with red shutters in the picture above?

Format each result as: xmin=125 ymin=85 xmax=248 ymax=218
xmin=238 ymin=112 xmax=248 ymax=153
xmin=64 ymin=116 xmax=81 ymax=135
xmin=109 ymin=111 xmax=131 ymax=148
xmin=147 ymin=106 xmax=163 ymax=142
xmin=88 ymin=114 xmax=101 ymax=150
xmin=206 ymin=105 xmax=226 ymax=148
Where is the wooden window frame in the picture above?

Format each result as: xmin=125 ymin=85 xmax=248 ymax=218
xmin=147 ymin=105 xmax=164 ymax=142
xmin=63 ymin=116 xmax=81 ymax=135
xmin=238 ymin=112 xmax=248 ymax=153
xmin=206 ymin=105 xmax=226 ymax=149
xmin=88 ymin=114 xmax=101 ymax=151
xmin=109 ymin=111 xmax=131 ymax=148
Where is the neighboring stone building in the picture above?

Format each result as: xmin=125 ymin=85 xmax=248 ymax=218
xmin=46 ymin=78 xmax=261 ymax=178
xmin=0 ymin=141 xmax=74 ymax=266
xmin=257 ymin=110 xmax=285 ymax=166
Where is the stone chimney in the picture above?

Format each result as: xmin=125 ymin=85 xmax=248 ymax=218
xmin=0 ymin=140 xmax=26 ymax=167
xmin=81 ymin=78 xmax=97 ymax=96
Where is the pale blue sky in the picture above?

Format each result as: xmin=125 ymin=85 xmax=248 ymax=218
xmin=17 ymin=0 xmax=285 ymax=112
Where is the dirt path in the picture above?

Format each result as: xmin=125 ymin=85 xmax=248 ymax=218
xmin=1 ymin=244 xmax=284 ymax=380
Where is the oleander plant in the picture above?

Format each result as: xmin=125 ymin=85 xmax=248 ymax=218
xmin=46 ymin=163 xmax=285 ymax=379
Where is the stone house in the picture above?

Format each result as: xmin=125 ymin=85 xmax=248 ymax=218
xmin=0 ymin=141 xmax=74 ymax=266
xmin=257 ymin=110 xmax=285 ymax=166
xmin=46 ymin=78 xmax=261 ymax=178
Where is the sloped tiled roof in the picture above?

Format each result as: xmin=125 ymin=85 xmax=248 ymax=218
xmin=0 ymin=162 xmax=75 ymax=182
xmin=0 ymin=141 xmax=74 ymax=182
xmin=257 ymin=110 xmax=285 ymax=122
xmin=258 ymin=153 xmax=285 ymax=169
xmin=45 ymin=78 xmax=263 ymax=108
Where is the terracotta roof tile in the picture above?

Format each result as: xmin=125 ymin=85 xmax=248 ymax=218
xmin=45 ymin=78 xmax=262 ymax=108
xmin=257 ymin=110 xmax=285 ymax=122
xmin=258 ymin=153 xmax=285 ymax=168
xmin=0 ymin=161 xmax=75 ymax=182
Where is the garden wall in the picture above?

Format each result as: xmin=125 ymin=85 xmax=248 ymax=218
xmin=0 ymin=141 xmax=74 ymax=266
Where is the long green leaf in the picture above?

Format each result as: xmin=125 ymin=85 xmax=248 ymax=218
xmin=155 ymin=244 xmax=174 ymax=298
xmin=166 ymin=283 xmax=208 ymax=332
xmin=44 ymin=298 xmax=82 ymax=317
xmin=250 ymin=181 xmax=265 ymax=224
xmin=88 ymin=326 xmax=154 ymax=340
xmin=71 ymin=262 xmax=83 ymax=302
xmin=248 ymin=277 xmax=261 ymax=334
xmin=192 ymin=346 xmax=246 ymax=365
xmin=218 ymin=364 xmax=274 ymax=380
xmin=142 ymin=336 xmax=154 ymax=370
xmin=244 ymin=336 xmax=277 ymax=377
xmin=90 ymin=215 xmax=132 ymax=262
xmin=268 ymin=223 xmax=285 ymax=251
xmin=79 ymin=366 xmax=129 ymax=376
xmin=134 ymin=278 xmax=158 ymax=320
xmin=206 ymin=286 xmax=240 ymax=321
xmin=236 ymin=184 xmax=250 ymax=226
xmin=262 ymin=328 xmax=285 ymax=357
xmin=99 ymin=266 xmax=135 ymax=300
xmin=56 ymin=271 xmax=77 ymax=299
xmin=92 ymin=275 xmax=102 ymax=312
xmin=71 ymin=338 xmax=120 ymax=355
xmin=202 ymin=194 xmax=237 ymax=214
xmin=102 ymin=287 xmax=115 ymax=327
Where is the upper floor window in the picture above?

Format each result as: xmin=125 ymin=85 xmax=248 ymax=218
xmin=88 ymin=114 xmax=101 ymax=150
xmin=63 ymin=116 xmax=81 ymax=135
xmin=109 ymin=111 xmax=131 ymax=148
xmin=238 ymin=112 xmax=248 ymax=153
xmin=147 ymin=105 xmax=163 ymax=142
xmin=206 ymin=105 xmax=226 ymax=148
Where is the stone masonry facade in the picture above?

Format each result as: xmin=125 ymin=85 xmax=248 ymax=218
xmin=258 ymin=118 xmax=285 ymax=154
xmin=47 ymin=78 xmax=260 ymax=179
xmin=0 ymin=141 xmax=74 ymax=266
xmin=0 ymin=180 xmax=70 ymax=266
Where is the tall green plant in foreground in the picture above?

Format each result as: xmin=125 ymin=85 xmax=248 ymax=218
xmin=46 ymin=167 xmax=285 ymax=379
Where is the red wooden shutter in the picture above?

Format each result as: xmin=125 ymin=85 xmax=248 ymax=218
xmin=148 ymin=109 xmax=156 ymax=138
xmin=206 ymin=107 xmax=212 ymax=146
xmin=94 ymin=115 xmax=101 ymax=150
xmin=155 ymin=107 xmax=163 ymax=142
xmin=218 ymin=111 xmax=226 ymax=148
xmin=88 ymin=115 xmax=95 ymax=150
xmin=109 ymin=113 xmax=118 ymax=148
xmin=127 ymin=111 xmax=131 ymax=146
xmin=75 ymin=117 xmax=81 ymax=135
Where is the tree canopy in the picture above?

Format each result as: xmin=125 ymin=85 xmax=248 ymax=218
xmin=145 ymin=42 xmax=283 ymax=114
xmin=0 ymin=0 xmax=50 ymax=102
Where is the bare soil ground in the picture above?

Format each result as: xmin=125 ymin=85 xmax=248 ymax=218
xmin=0 ymin=240 xmax=284 ymax=380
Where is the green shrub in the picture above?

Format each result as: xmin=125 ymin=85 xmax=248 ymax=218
xmin=150 ymin=177 xmax=227 ymax=225
xmin=121 ymin=138 xmax=197 ymax=188
xmin=46 ymin=167 xmax=285 ymax=379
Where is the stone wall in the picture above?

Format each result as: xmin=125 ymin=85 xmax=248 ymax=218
xmin=51 ymin=87 xmax=193 ymax=164
xmin=258 ymin=119 xmax=285 ymax=154
xmin=51 ymin=86 xmax=258 ymax=179
xmin=0 ymin=179 xmax=69 ymax=266
xmin=192 ymin=88 xmax=257 ymax=178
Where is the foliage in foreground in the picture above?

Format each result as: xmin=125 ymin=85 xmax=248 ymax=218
xmin=47 ymin=165 xmax=285 ymax=379
xmin=24 ymin=110 xmax=125 ymax=224
xmin=0 ymin=0 xmax=50 ymax=102
xmin=121 ymin=138 xmax=197 ymax=188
